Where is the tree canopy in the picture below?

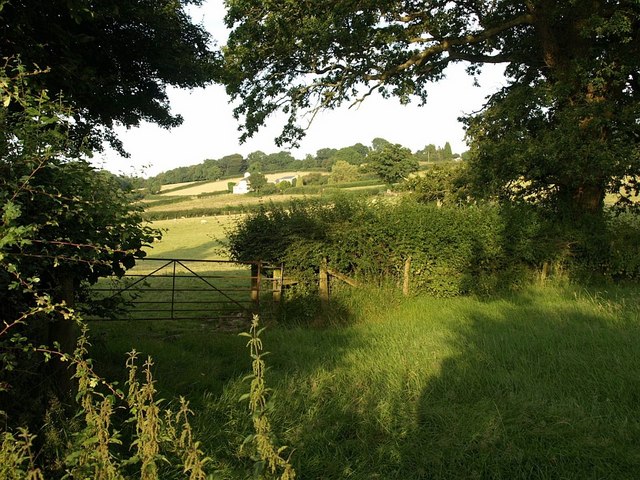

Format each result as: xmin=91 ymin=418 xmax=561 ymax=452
xmin=368 ymin=143 xmax=418 ymax=184
xmin=222 ymin=0 xmax=640 ymax=214
xmin=0 ymin=0 xmax=218 ymax=152
xmin=0 ymin=62 xmax=160 ymax=411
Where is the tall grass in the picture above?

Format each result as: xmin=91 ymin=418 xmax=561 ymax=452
xmin=90 ymin=283 xmax=640 ymax=479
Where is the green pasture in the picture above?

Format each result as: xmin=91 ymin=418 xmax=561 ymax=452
xmin=90 ymin=260 xmax=640 ymax=479
xmin=86 ymin=215 xmax=273 ymax=322
xmin=144 ymin=215 xmax=236 ymax=260
xmin=87 ymin=265 xmax=256 ymax=322
xmin=86 ymin=213 xmax=640 ymax=478
xmin=141 ymin=178 xmax=387 ymax=220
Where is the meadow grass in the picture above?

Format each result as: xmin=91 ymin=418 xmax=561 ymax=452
xmin=87 ymin=215 xmax=260 ymax=322
xmin=88 ymin=267 xmax=256 ymax=321
xmin=143 ymin=177 xmax=386 ymax=219
xmin=158 ymin=179 xmax=200 ymax=192
xmin=144 ymin=214 xmax=237 ymax=259
xmin=89 ymin=282 xmax=640 ymax=479
xmin=144 ymin=192 xmax=311 ymax=215
xmin=158 ymin=171 xmax=317 ymax=197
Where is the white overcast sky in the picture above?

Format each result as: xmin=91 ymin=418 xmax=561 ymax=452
xmin=95 ymin=0 xmax=507 ymax=178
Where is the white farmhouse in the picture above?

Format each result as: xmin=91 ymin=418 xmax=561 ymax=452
xmin=232 ymin=172 xmax=251 ymax=194
xmin=275 ymin=175 xmax=297 ymax=185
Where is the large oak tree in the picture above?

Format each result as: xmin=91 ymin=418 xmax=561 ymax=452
xmin=0 ymin=0 xmax=219 ymax=152
xmin=221 ymin=0 xmax=640 ymax=215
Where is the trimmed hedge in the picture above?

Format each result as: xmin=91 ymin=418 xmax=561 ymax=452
xmin=228 ymin=198 xmax=640 ymax=296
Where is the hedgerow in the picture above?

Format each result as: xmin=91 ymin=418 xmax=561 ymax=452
xmin=228 ymin=197 xmax=640 ymax=297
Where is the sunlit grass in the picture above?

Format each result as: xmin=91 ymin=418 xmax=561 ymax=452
xmin=144 ymin=192 xmax=311 ymax=214
xmin=90 ymin=283 xmax=640 ymax=479
xmin=144 ymin=214 xmax=237 ymax=260
xmin=158 ymin=171 xmax=317 ymax=196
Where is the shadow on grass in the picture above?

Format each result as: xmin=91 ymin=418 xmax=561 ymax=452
xmin=89 ymin=281 xmax=640 ymax=478
xmin=227 ymin=287 xmax=640 ymax=479
xmin=400 ymin=296 xmax=640 ymax=479
xmin=87 ymin=275 xmax=364 ymax=402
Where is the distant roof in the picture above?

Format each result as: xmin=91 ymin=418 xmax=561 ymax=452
xmin=275 ymin=175 xmax=297 ymax=182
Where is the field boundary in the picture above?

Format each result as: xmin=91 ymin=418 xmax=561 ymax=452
xmin=86 ymin=258 xmax=278 ymax=324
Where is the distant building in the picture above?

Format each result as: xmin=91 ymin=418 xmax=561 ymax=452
xmin=233 ymin=172 xmax=251 ymax=194
xmin=275 ymin=175 xmax=297 ymax=185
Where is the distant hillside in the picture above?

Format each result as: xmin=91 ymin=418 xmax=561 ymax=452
xmin=160 ymin=171 xmax=314 ymax=196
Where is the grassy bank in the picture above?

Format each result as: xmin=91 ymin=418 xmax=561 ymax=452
xmin=89 ymin=283 xmax=640 ymax=479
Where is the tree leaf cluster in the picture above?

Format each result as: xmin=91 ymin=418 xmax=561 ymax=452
xmin=144 ymin=138 xmax=459 ymax=191
xmin=367 ymin=142 xmax=419 ymax=184
xmin=0 ymin=0 xmax=220 ymax=153
xmin=221 ymin=0 xmax=640 ymax=216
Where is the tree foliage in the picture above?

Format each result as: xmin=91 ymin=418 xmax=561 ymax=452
xmin=415 ymin=143 xmax=457 ymax=162
xmin=0 ymin=62 xmax=157 ymax=284
xmin=368 ymin=143 xmax=418 ymax=184
xmin=248 ymin=171 xmax=268 ymax=192
xmin=221 ymin=0 xmax=640 ymax=214
xmin=405 ymin=163 xmax=469 ymax=204
xmin=330 ymin=160 xmax=361 ymax=184
xmin=0 ymin=60 xmax=159 ymax=423
xmin=0 ymin=0 xmax=218 ymax=152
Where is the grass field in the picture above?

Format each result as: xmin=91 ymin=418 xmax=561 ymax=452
xmin=159 ymin=180 xmax=198 ymax=191
xmin=144 ymin=192 xmax=310 ymax=214
xmin=85 ymin=213 xmax=640 ymax=478
xmin=159 ymin=171 xmax=317 ymax=196
xmin=86 ymin=215 xmax=259 ymax=322
xmin=144 ymin=214 xmax=237 ymax=259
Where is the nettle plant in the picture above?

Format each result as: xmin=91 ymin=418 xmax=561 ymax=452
xmin=1 ymin=60 xmax=295 ymax=479
xmin=0 ymin=60 xmax=206 ymax=478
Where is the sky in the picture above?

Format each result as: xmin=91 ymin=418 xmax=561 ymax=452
xmin=95 ymin=0 xmax=508 ymax=178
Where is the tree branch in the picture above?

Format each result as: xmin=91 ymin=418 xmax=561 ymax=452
xmin=367 ymin=13 xmax=534 ymax=81
xmin=448 ymin=52 xmax=515 ymax=64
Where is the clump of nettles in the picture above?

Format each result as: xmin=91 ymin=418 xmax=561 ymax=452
xmin=240 ymin=315 xmax=296 ymax=480
xmin=1 ymin=324 xmax=211 ymax=479
xmin=1 ymin=59 xmax=294 ymax=479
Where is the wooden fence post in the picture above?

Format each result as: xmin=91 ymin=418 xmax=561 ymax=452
xmin=319 ymin=257 xmax=329 ymax=309
xmin=251 ymin=262 xmax=261 ymax=311
xmin=273 ymin=263 xmax=283 ymax=304
xmin=403 ymin=256 xmax=411 ymax=296
xmin=51 ymin=273 xmax=78 ymax=352
xmin=48 ymin=271 xmax=78 ymax=396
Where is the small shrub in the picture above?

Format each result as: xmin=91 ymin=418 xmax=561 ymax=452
xmin=301 ymin=172 xmax=328 ymax=186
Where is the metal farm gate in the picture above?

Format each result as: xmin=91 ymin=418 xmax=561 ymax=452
xmin=86 ymin=258 xmax=281 ymax=323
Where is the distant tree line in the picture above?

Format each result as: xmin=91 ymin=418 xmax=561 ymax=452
xmin=138 ymin=138 xmax=462 ymax=192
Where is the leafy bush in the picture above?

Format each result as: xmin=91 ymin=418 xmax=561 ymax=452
xmin=596 ymin=211 xmax=640 ymax=280
xmin=301 ymin=172 xmax=328 ymax=186
xmin=228 ymin=197 xmax=640 ymax=298
xmin=0 ymin=60 xmax=210 ymax=478
xmin=1 ymin=61 xmax=160 ymax=424
xmin=403 ymin=163 xmax=469 ymax=205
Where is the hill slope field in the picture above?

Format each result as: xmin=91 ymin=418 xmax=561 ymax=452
xmin=160 ymin=171 xmax=316 ymax=196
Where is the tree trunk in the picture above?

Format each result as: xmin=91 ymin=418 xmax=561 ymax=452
xmin=48 ymin=271 xmax=79 ymax=398
xmin=557 ymin=183 xmax=605 ymax=219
